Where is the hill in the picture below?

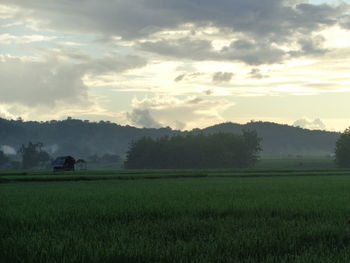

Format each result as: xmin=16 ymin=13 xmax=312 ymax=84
xmin=201 ymin=122 xmax=339 ymax=156
xmin=0 ymin=118 xmax=178 ymax=158
xmin=0 ymin=118 xmax=340 ymax=158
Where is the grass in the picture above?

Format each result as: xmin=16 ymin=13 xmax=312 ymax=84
xmin=2 ymin=170 xmax=350 ymax=262
xmin=255 ymin=156 xmax=336 ymax=169
xmin=1 ymin=168 xmax=350 ymax=183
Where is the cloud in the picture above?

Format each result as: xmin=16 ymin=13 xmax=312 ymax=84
xmin=1 ymin=0 xmax=350 ymax=131
xmin=43 ymin=144 xmax=59 ymax=155
xmin=298 ymin=35 xmax=327 ymax=55
xmin=248 ymin=68 xmax=268 ymax=79
xmin=138 ymin=37 xmax=288 ymax=65
xmin=0 ymin=145 xmax=16 ymax=155
xmin=126 ymin=109 xmax=162 ymax=129
xmin=0 ymin=34 xmax=57 ymax=44
xmin=0 ymin=4 xmax=18 ymax=19
xmin=126 ymin=95 xmax=234 ymax=130
xmin=0 ymin=51 xmax=146 ymax=108
xmin=2 ymin=0 xmax=347 ymax=65
xmin=222 ymin=39 xmax=287 ymax=65
xmin=82 ymin=54 xmax=147 ymax=75
xmin=288 ymin=35 xmax=328 ymax=57
xmin=0 ymin=54 xmax=89 ymax=107
xmin=212 ymin=72 xmax=234 ymax=83
xmin=3 ymin=0 xmax=345 ymax=39
xmin=139 ymin=38 xmax=213 ymax=60
xmin=293 ymin=118 xmax=327 ymax=130
xmin=174 ymin=72 xmax=203 ymax=82
xmin=205 ymin=90 xmax=213 ymax=95
xmin=174 ymin=74 xmax=186 ymax=82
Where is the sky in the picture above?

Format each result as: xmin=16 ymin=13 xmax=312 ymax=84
xmin=1 ymin=0 xmax=350 ymax=131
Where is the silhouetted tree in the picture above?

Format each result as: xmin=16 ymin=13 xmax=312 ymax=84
xmin=19 ymin=142 xmax=50 ymax=169
xmin=124 ymin=132 xmax=262 ymax=169
xmin=335 ymin=127 xmax=350 ymax=167
xmin=0 ymin=150 xmax=9 ymax=167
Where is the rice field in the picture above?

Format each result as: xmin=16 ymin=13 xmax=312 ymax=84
xmin=2 ymin=169 xmax=350 ymax=262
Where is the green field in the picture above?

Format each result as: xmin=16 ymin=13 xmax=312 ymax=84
xmin=2 ymin=169 xmax=350 ymax=262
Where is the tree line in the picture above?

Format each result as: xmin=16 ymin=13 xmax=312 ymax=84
xmin=0 ymin=142 xmax=121 ymax=170
xmin=0 ymin=117 xmax=341 ymax=158
xmin=335 ymin=127 xmax=350 ymax=168
xmin=124 ymin=131 xmax=262 ymax=169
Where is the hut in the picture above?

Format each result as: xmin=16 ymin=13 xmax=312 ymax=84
xmin=52 ymin=156 xmax=76 ymax=172
xmin=75 ymin=159 xmax=87 ymax=170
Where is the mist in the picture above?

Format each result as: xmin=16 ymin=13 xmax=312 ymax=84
xmin=1 ymin=145 xmax=16 ymax=155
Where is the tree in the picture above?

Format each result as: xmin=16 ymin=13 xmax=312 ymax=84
xmin=0 ymin=150 xmax=9 ymax=167
xmin=124 ymin=132 xmax=262 ymax=169
xmin=240 ymin=130 xmax=262 ymax=167
xmin=19 ymin=142 xmax=50 ymax=169
xmin=335 ymin=128 xmax=350 ymax=167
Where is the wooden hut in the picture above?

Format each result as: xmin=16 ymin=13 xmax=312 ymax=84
xmin=52 ymin=156 xmax=75 ymax=172
xmin=75 ymin=159 xmax=87 ymax=170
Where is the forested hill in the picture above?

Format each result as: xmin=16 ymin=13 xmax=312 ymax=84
xmin=200 ymin=122 xmax=340 ymax=156
xmin=0 ymin=118 xmax=340 ymax=157
xmin=0 ymin=118 xmax=178 ymax=157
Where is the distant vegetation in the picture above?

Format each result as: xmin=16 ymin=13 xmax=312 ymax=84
xmin=0 ymin=117 xmax=176 ymax=158
xmin=202 ymin=122 xmax=339 ymax=157
xmin=335 ymin=127 xmax=350 ymax=168
xmin=0 ymin=150 xmax=9 ymax=167
xmin=0 ymin=118 xmax=340 ymax=160
xmin=19 ymin=142 xmax=50 ymax=169
xmin=125 ymin=131 xmax=261 ymax=169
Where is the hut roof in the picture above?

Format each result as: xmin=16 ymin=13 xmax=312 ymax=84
xmin=52 ymin=156 xmax=75 ymax=167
